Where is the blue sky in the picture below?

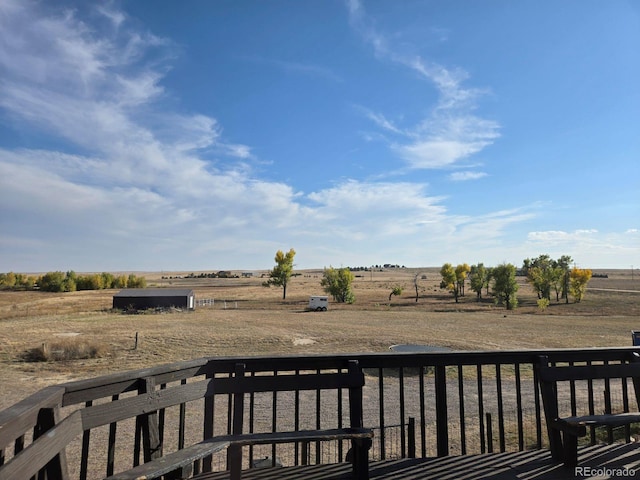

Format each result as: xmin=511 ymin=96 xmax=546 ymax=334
xmin=0 ymin=0 xmax=638 ymax=272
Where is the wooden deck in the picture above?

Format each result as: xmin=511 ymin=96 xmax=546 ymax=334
xmin=193 ymin=444 xmax=640 ymax=479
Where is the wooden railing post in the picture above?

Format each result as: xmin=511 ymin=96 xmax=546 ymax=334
xmin=407 ymin=417 xmax=416 ymax=459
xmin=202 ymin=371 xmax=215 ymax=473
xmin=34 ymin=407 xmax=70 ymax=480
xmin=228 ymin=363 xmax=246 ymax=478
xmin=486 ymin=413 xmax=493 ymax=454
xmin=135 ymin=378 xmax=162 ymax=465
xmin=435 ymin=365 xmax=449 ymax=457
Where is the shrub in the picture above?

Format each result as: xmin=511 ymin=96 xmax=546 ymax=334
xmin=23 ymin=339 xmax=111 ymax=362
xmin=537 ymin=298 xmax=550 ymax=311
xmin=38 ymin=271 xmax=66 ymax=292
xmin=127 ymin=274 xmax=147 ymax=288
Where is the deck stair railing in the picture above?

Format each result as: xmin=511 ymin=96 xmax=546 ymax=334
xmin=1 ymin=347 xmax=640 ymax=480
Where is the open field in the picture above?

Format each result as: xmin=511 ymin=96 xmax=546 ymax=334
xmin=1 ymin=268 xmax=639 ymax=411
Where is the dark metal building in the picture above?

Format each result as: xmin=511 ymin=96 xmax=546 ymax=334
xmin=113 ymin=288 xmax=195 ymax=311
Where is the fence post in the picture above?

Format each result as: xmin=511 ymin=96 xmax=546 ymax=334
xmin=407 ymin=417 xmax=416 ymax=458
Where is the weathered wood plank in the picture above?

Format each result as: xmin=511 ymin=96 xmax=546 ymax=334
xmin=561 ymin=413 xmax=640 ymax=427
xmin=0 ymin=386 xmax=65 ymax=450
xmin=61 ymin=361 xmax=213 ymax=406
xmin=0 ymin=410 xmax=82 ymax=480
xmin=80 ymin=377 xmax=215 ymax=430
xmin=538 ymin=362 xmax=640 ymax=382
xmin=223 ymin=427 xmax=374 ymax=446
xmin=106 ymin=440 xmax=230 ymax=480
xmin=105 ymin=429 xmax=372 ymax=480
xmin=231 ymin=371 xmax=365 ymax=393
xmin=80 ymin=369 xmax=364 ymax=432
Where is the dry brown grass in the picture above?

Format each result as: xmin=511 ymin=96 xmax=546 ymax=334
xmin=22 ymin=337 xmax=112 ymax=362
xmin=0 ymin=267 xmax=638 ymax=410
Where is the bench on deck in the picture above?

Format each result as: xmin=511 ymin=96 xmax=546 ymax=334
xmin=108 ymin=360 xmax=373 ymax=480
xmin=535 ymin=354 xmax=640 ymax=467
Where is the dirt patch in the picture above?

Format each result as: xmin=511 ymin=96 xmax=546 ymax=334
xmin=293 ymin=337 xmax=317 ymax=346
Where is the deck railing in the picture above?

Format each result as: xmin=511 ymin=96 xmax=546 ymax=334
xmin=1 ymin=347 xmax=639 ymax=480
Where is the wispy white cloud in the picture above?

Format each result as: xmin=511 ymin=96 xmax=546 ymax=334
xmin=219 ymin=143 xmax=253 ymax=159
xmin=346 ymin=0 xmax=500 ymax=170
xmin=96 ymin=4 xmax=127 ymax=30
xmin=355 ymin=106 xmax=405 ymax=136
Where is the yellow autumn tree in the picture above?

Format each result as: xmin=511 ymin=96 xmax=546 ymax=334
xmin=439 ymin=263 xmax=458 ymax=302
xmin=455 ymin=263 xmax=471 ymax=297
xmin=263 ymin=248 xmax=296 ymax=299
xmin=569 ymin=267 xmax=592 ymax=303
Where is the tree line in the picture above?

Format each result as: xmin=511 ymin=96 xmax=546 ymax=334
xmin=439 ymin=254 xmax=593 ymax=310
xmin=262 ymin=249 xmax=593 ymax=310
xmin=0 ymin=271 xmax=146 ymax=292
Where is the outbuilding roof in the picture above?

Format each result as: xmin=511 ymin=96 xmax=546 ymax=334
xmin=114 ymin=288 xmax=194 ymax=297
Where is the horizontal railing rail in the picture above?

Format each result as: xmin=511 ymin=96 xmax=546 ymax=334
xmin=2 ymin=347 xmax=640 ymax=480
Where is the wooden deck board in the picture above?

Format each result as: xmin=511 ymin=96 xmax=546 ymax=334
xmin=193 ymin=444 xmax=640 ymax=479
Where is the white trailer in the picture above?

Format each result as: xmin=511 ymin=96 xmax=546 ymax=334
xmin=308 ymin=295 xmax=328 ymax=311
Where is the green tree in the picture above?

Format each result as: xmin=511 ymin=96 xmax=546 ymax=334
xmin=492 ymin=263 xmax=519 ymax=310
xmin=0 ymin=272 xmax=17 ymax=289
xmin=77 ymin=273 xmax=104 ymax=290
xmin=38 ymin=271 xmax=66 ymax=292
xmin=485 ymin=267 xmax=494 ymax=296
xmin=321 ymin=266 xmax=355 ymax=303
xmin=62 ymin=271 xmax=77 ymax=292
xmin=101 ymin=272 xmax=116 ymax=289
xmin=13 ymin=273 xmax=25 ymax=288
xmin=556 ymin=255 xmax=573 ymax=303
xmin=263 ymin=248 xmax=296 ymax=299
xmin=470 ymin=263 xmax=488 ymax=301
xmin=114 ymin=275 xmax=128 ymax=288
xmin=20 ymin=275 xmax=37 ymax=290
xmin=524 ymin=254 xmax=574 ymax=303
xmin=570 ymin=267 xmax=592 ymax=303
xmin=523 ymin=254 xmax=554 ymax=300
xmin=389 ymin=286 xmax=403 ymax=303
xmin=549 ymin=265 xmax=565 ymax=302
xmin=127 ymin=274 xmax=147 ymax=288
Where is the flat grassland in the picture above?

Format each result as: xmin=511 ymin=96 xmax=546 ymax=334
xmin=1 ymin=267 xmax=639 ymax=410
